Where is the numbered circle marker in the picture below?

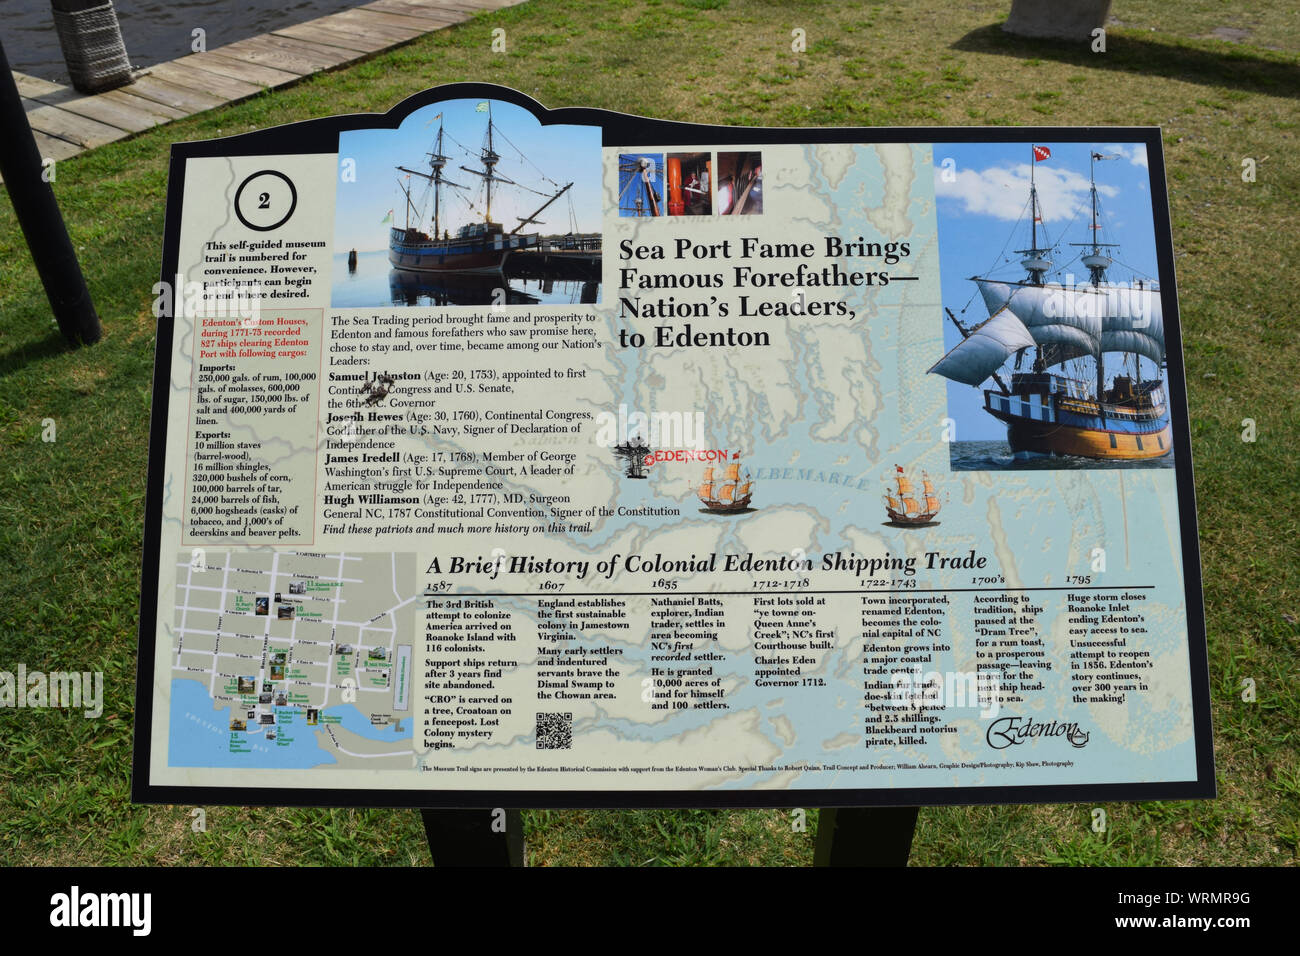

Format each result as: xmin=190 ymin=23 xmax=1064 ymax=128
xmin=234 ymin=170 xmax=298 ymax=232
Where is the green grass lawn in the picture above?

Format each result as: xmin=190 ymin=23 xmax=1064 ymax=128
xmin=1 ymin=0 xmax=1296 ymax=866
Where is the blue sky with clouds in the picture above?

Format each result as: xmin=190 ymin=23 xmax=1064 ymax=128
xmin=333 ymin=98 xmax=602 ymax=253
xmin=931 ymin=140 xmax=1162 ymax=440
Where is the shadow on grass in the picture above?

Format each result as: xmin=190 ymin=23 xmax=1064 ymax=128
xmin=953 ymin=24 xmax=1300 ymax=99
xmin=0 ymin=328 xmax=80 ymax=378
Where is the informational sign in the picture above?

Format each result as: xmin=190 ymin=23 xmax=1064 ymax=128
xmin=134 ymin=83 xmax=1213 ymax=808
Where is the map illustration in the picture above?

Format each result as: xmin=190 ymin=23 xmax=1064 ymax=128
xmin=169 ymin=550 xmax=416 ymax=769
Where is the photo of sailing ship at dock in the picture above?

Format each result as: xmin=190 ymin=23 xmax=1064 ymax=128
xmin=930 ymin=142 xmax=1173 ymax=470
xmin=332 ymin=99 xmax=602 ymax=307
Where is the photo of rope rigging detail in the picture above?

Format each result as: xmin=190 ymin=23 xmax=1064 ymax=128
xmin=618 ymin=153 xmax=665 ymax=217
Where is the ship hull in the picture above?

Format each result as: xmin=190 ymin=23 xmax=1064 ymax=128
xmin=1001 ymin=419 xmax=1173 ymax=461
xmin=885 ymin=508 xmax=939 ymax=526
xmin=388 ymin=270 xmax=541 ymax=308
xmin=388 ymin=227 xmax=539 ymax=274
xmin=699 ymin=495 xmax=752 ymax=513
xmin=984 ymin=382 xmax=1172 ymax=462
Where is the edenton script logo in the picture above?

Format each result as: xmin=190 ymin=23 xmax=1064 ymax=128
xmin=985 ymin=715 xmax=1090 ymax=750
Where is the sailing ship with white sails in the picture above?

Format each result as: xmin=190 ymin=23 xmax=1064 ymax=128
xmin=929 ymin=146 xmax=1171 ymax=462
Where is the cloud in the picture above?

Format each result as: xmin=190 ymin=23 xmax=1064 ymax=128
xmin=935 ymin=161 xmax=1117 ymax=223
xmin=1100 ymin=143 xmax=1149 ymax=169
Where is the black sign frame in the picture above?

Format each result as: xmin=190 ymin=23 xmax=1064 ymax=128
xmin=133 ymin=82 xmax=1215 ymax=809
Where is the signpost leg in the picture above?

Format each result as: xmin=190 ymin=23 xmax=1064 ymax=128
xmin=0 ymin=39 xmax=101 ymax=346
xmin=420 ymin=809 xmax=524 ymax=867
xmin=814 ymin=807 xmax=918 ymax=867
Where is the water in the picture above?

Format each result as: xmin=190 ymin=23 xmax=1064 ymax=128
xmin=332 ymin=250 xmax=602 ymax=308
xmin=950 ymin=439 xmax=1174 ymax=471
xmin=5 ymin=0 xmax=375 ymax=82
xmin=168 ymin=677 xmax=410 ymax=768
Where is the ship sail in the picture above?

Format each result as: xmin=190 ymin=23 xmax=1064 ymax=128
xmin=885 ymin=466 xmax=941 ymax=523
xmin=978 ymin=279 xmax=1164 ymax=364
xmin=974 ymin=279 xmax=1103 ymax=365
xmin=928 ymin=307 xmax=1036 ymax=385
xmin=699 ymin=456 xmax=754 ymax=511
xmin=1099 ymin=285 xmax=1165 ymax=362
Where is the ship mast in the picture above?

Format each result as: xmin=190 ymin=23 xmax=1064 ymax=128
xmin=431 ymin=123 xmax=448 ymax=238
xmin=1015 ymin=145 xmax=1054 ymax=287
xmin=485 ymin=107 xmax=496 ymax=222
xmin=1091 ymin=152 xmax=1106 ymax=402
xmin=396 ymin=116 xmax=464 ymax=238
xmin=1070 ymin=151 xmax=1121 ymax=401
xmin=396 ymin=175 xmax=417 ymax=231
xmin=460 ymin=103 xmax=515 ymax=226
xmin=1014 ymin=145 xmax=1055 ymax=372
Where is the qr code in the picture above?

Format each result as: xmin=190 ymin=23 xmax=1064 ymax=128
xmin=535 ymin=712 xmax=573 ymax=750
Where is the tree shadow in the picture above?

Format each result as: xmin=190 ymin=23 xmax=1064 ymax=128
xmin=0 ymin=329 xmax=77 ymax=378
xmin=952 ymin=24 xmax=1300 ymax=100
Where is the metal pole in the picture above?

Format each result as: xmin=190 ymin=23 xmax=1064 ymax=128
xmin=814 ymin=807 xmax=918 ymax=866
xmin=0 ymin=38 xmax=101 ymax=346
xmin=420 ymin=809 xmax=524 ymax=867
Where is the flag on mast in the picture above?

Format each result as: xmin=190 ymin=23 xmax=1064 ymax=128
xmin=1032 ymin=144 xmax=1051 ymax=162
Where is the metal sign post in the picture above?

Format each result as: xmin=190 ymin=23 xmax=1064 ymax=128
xmin=421 ymin=809 xmax=525 ymax=867
xmin=0 ymin=39 xmax=101 ymax=346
